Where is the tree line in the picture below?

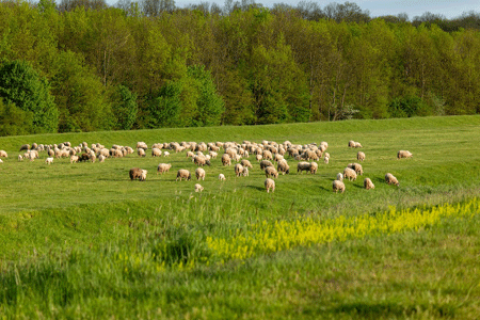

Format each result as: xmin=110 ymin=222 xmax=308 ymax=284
xmin=0 ymin=0 xmax=479 ymax=135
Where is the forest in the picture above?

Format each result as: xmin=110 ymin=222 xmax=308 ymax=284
xmin=0 ymin=0 xmax=479 ymax=135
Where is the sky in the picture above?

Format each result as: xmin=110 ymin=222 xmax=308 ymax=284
xmin=165 ymin=0 xmax=480 ymax=19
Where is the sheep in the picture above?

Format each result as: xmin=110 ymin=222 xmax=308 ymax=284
xmin=137 ymin=148 xmax=146 ymax=157
xmin=241 ymin=167 xmax=249 ymax=177
xmin=209 ymin=151 xmax=218 ymax=159
xmin=195 ymin=168 xmax=206 ymax=181
xmin=152 ymin=148 xmax=162 ymax=157
xmin=225 ymin=147 xmax=238 ymax=159
xmin=260 ymin=160 xmax=273 ymax=170
xmin=70 ymin=155 xmax=79 ymax=163
xmin=357 ymin=151 xmax=365 ymax=161
xmin=324 ymin=152 xmax=330 ymax=159
xmin=265 ymin=166 xmax=279 ymax=179
xmin=218 ymin=173 xmax=226 ymax=181
xmin=262 ymin=150 xmax=273 ymax=160
xmin=194 ymin=183 xmax=204 ymax=192
xmin=176 ymin=169 xmax=192 ymax=181
xmin=256 ymin=154 xmax=263 ymax=162
xmin=110 ymin=149 xmax=123 ymax=158
xmin=277 ymin=159 xmax=290 ymax=175
xmin=385 ymin=173 xmax=400 ymax=186
xmin=333 ymin=180 xmax=345 ymax=193
xmin=125 ymin=146 xmax=134 ymax=155
xmin=348 ymin=140 xmax=355 ymax=148
xmin=336 ymin=173 xmax=343 ymax=181
xmin=274 ymin=153 xmax=284 ymax=162
xmin=0 ymin=150 xmax=8 ymax=158
xmin=240 ymin=159 xmax=253 ymax=169
xmin=364 ymin=178 xmax=375 ymax=190
xmin=302 ymin=149 xmax=319 ymax=161
xmin=397 ymin=150 xmax=413 ymax=159
xmin=297 ymin=162 xmax=317 ymax=174
xmin=129 ymin=167 xmax=147 ymax=181
xmin=348 ymin=163 xmax=363 ymax=175
xmin=163 ymin=151 xmax=170 ymax=157
xmin=136 ymin=142 xmax=148 ymax=150
xmin=222 ymin=154 xmax=231 ymax=166
xmin=29 ymin=150 xmax=39 ymax=160
xmin=343 ymin=167 xmax=357 ymax=181
xmin=354 ymin=142 xmax=363 ymax=148
xmin=194 ymin=156 xmax=211 ymax=166
xmin=157 ymin=163 xmax=172 ymax=175
xmin=235 ymin=163 xmax=244 ymax=177
xmin=19 ymin=144 xmax=30 ymax=151
xmin=98 ymin=155 xmax=106 ymax=163
xmin=78 ymin=153 xmax=91 ymax=162
xmin=265 ymin=178 xmax=275 ymax=193
xmin=324 ymin=157 xmax=330 ymax=164
xmin=18 ymin=155 xmax=23 ymax=161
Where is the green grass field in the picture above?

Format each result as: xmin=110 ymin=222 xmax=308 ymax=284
xmin=1 ymin=115 xmax=480 ymax=319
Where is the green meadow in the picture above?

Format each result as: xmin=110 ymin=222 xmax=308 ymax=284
xmin=0 ymin=115 xmax=480 ymax=319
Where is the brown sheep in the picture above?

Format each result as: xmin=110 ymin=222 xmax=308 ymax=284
xmin=129 ymin=168 xmax=147 ymax=181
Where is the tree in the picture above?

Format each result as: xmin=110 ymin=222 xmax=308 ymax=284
xmin=0 ymin=98 xmax=34 ymax=136
xmin=0 ymin=60 xmax=58 ymax=133
xmin=111 ymin=85 xmax=138 ymax=130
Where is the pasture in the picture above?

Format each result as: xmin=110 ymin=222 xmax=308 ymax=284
xmin=1 ymin=115 xmax=480 ymax=319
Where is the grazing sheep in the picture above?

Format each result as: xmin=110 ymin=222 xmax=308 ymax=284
xmin=302 ymin=149 xmax=319 ymax=161
xmin=256 ymin=154 xmax=263 ymax=162
xmin=297 ymin=162 xmax=310 ymax=174
xmin=357 ymin=151 xmax=365 ymax=161
xmin=265 ymin=178 xmax=275 ymax=193
xmin=240 ymin=159 xmax=253 ymax=169
xmin=98 ymin=148 xmax=110 ymax=158
xmin=0 ymin=150 xmax=8 ymax=158
xmin=397 ymin=150 xmax=413 ymax=159
xmin=19 ymin=144 xmax=30 ymax=151
xmin=98 ymin=155 xmax=106 ymax=163
xmin=241 ymin=167 xmax=249 ymax=177
xmin=262 ymin=150 xmax=273 ymax=160
xmin=277 ymin=159 xmax=290 ymax=175
xmin=78 ymin=153 xmax=91 ymax=162
xmin=343 ymin=167 xmax=357 ymax=181
xmin=129 ymin=168 xmax=147 ymax=181
xmin=218 ymin=174 xmax=226 ymax=181
xmin=209 ymin=151 xmax=218 ymax=159
xmin=176 ymin=169 xmax=192 ymax=181
xmin=265 ymin=166 xmax=279 ymax=179
xmin=18 ymin=155 xmax=23 ymax=161
xmin=324 ymin=152 xmax=330 ymax=159
xmin=364 ymin=178 xmax=375 ymax=190
xmin=260 ymin=160 xmax=273 ymax=170
xmin=235 ymin=163 xmax=244 ymax=177
xmin=333 ymin=180 xmax=345 ymax=193
xmin=194 ymin=183 xmax=204 ymax=192
xmin=152 ymin=148 xmax=162 ymax=157
xmin=274 ymin=153 xmax=284 ymax=162
xmin=136 ymin=142 xmax=148 ymax=150
xmin=324 ymin=157 xmax=330 ymax=164
xmin=336 ymin=173 xmax=343 ymax=181
xmin=163 ymin=151 xmax=170 ymax=157
xmin=385 ymin=173 xmax=400 ymax=186
xmin=222 ymin=154 xmax=231 ymax=166
xmin=348 ymin=163 xmax=363 ymax=175
xmin=195 ymin=168 xmax=206 ymax=181
xmin=137 ymin=148 xmax=146 ymax=157
xmin=354 ymin=142 xmax=363 ymax=148
xmin=70 ymin=155 xmax=79 ymax=163
xmin=194 ymin=156 xmax=211 ymax=166
xmin=348 ymin=140 xmax=355 ymax=148
xmin=157 ymin=163 xmax=172 ymax=175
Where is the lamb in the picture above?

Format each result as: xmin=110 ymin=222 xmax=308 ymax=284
xmin=137 ymin=148 xmax=146 ymax=157
xmin=277 ymin=159 xmax=290 ymax=175
xmin=348 ymin=140 xmax=356 ymax=148
xmin=151 ymin=148 xmax=162 ymax=157
xmin=364 ymin=178 xmax=375 ymax=190
xmin=194 ymin=183 xmax=204 ymax=192
xmin=194 ymin=156 xmax=211 ymax=166
xmin=235 ymin=163 xmax=244 ymax=177
xmin=265 ymin=178 xmax=275 ymax=193
xmin=218 ymin=173 xmax=226 ymax=181
xmin=332 ymin=180 xmax=345 ymax=193
xmin=157 ymin=163 xmax=172 ymax=175
xmin=397 ymin=150 xmax=413 ymax=159
xmin=195 ymin=168 xmax=206 ymax=181
xmin=129 ymin=167 xmax=147 ymax=181
xmin=256 ymin=154 xmax=263 ymax=162
xmin=385 ymin=173 xmax=400 ymax=186
xmin=260 ymin=160 xmax=273 ymax=170
xmin=209 ymin=151 xmax=218 ymax=159
xmin=70 ymin=155 xmax=79 ymax=163
xmin=0 ymin=150 xmax=8 ymax=158
xmin=336 ymin=173 xmax=343 ymax=181
xmin=357 ymin=151 xmax=365 ymax=161
xmin=222 ymin=154 xmax=231 ymax=166
xmin=343 ymin=167 xmax=357 ymax=181
xmin=18 ymin=155 xmax=23 ymax=161
xmin=324 ymin=157 xmax=329 ymax=164
xmin=98 ymin=155 xmax=106 ymax=163
xmin=240 ymin=159 xmax=253 ymax=169
xmin=163 ymin=151 xmax=170 ymax=157
xmin=265 ymin=166 xmax=279 ymax=179
xmin=176 ymin=169 xmax=192 ymax=181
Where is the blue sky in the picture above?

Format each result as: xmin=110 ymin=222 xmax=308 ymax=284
xmin=161 ymin=0 xmax=479 ymax=19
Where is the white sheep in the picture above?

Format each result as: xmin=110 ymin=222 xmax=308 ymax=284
xmin=140 ymin=170 xmax=147 ymax=181
xmin=357 ymin=151 xmax=365 ymax=161
xmin=324 ymin=157 xmax=329 ymax=164
xmin=18 ymin=155 xmax=23 ymax=161
xmin=397 ymin=150 xmax=413 ymax=159
xmin=343 ymin=167 xmax=357 ymax=181
xmin=364 ymin=178 xmax=375 ymax=190
xmin=98 ymin=155 xmax=106 ymax=163
xmin=137 ymin=148 xmax=146 ymax=157
xmin=336 ymin=173 xmax=343 ymax=181
xmin=45 ymin=157 xmax=54 ymax=165
xmin=157 ymin=163 xmax=172 ymax=175
xmin=195 ymin=168 xmax=206 ymax=181
xmin=265 ymin=178 xmax=275 ymax=193
xmin=385 ymin=173 xmax=399 ymax=186
xmin=218 ymin=173 xmax=226 ymax=181
xmin=333 ymin=180 xmax=345 ymax=193
xmin=164 ymin=151 xmax=170 ymax=157
xmin=195 ymin=183 xmax=204 ymax=192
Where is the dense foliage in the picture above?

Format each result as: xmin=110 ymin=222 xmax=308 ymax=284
xmin=0 ymin=0 xmax=479 ymax=135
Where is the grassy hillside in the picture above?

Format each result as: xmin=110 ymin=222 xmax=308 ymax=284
xmin=0 ymin=115 xmax=480 ymax=319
